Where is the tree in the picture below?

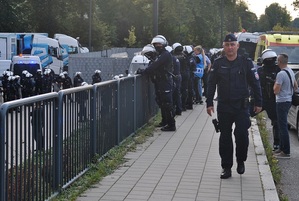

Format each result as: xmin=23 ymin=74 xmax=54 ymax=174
xmin=124 ymin=26 xmax=137 ymax=47
xmin=236 ymin=1 xmax=258 ymax=32
xmin=265 ymin=3 xmax=291 ymax=30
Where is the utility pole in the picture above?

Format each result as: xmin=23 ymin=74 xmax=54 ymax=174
xmin=153 ymin=0 xmax=159 ymax=36
xmin=220 ymin=0 xmax=224 ymax=45
xmin=89 ymin=0 xmax=92 ymax=51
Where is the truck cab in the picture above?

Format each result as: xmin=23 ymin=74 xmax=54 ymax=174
xmin=254 ymin=32 xmax=299 ymax=72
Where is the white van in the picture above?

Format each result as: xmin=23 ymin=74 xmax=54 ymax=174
xmin=236 ymin=32 xmax=261 ymax=60
xmin=11 ymin=55 xmax=42 ymax=76
xmin=127 ymin=55 xmax=149 ymax=76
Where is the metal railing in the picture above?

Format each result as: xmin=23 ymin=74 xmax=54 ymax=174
xmin=0 ymin=75 xmax=157 ymax=201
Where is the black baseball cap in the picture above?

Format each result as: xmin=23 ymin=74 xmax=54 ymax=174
xmin=223 ymin=33 xmax=237 ymax=42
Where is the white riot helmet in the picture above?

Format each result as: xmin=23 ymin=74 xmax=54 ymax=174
xmin=26 ymin=73 xmax=32 ymax=78
xmin=183 ymin=45 xmax=193 ymax=54
xmin=172 ymin=42 xmax=183 ymax=52
xmin=8 ymin=76 xmax=14 ymax=81
xmin=141 ymin=44 xmax=157 ymax=61
xmin=141 ymin=44 xmax=156 ymax=55
xmin=165 ymin=46 xmax=173 ymax=53
xmin=75 ymin=72 xmax=81 ymax=76
xmin=261 ymin=49 xmax=277 ymax=60
xmin=22 ymin=70 xmax=28 ymax=75
xmin=81 ymin=82 xmax=88 ymax=86
xmin=44 ymin=68 xmax=52 ymax=75
xmin=151 ymin=35 xmax=168 ymax=46
xmin=95 ymin=70 xmax=101 ymax=74
xmin=59 ymin=73 xmax=65 ymax=78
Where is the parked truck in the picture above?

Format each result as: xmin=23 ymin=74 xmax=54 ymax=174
xmin=0 ymin=33 xmax=67 ymax=74
xmin=54 ymin=34 xmax=89 ymax=54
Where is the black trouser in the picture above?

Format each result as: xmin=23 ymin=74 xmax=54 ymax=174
xmin=181 ymin=72 xmax=190 ymax=110
xmin=263 ymin=100 xmax=280 ymax=146
xmin=218 ymin=109 xmax=251 ymax=169
xmin=155 ymin=77 xmax=175 ymax=126
xmin=173 ymin=75 xmax=182 ymax=114
xmin=186 ymin=74 xmax=194 ymax=108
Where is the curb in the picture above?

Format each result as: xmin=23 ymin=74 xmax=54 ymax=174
xmin=251 ymin=118 xmax=280 ymax=201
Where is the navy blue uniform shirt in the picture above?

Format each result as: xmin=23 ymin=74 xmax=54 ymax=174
xmin=206 ymin=55 xmax=262 ymax=112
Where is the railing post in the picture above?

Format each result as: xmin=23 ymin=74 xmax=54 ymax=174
xmin=117 ymin=79 xmax=121 ymax=145
xmin=0 ymin=104 xmax=8 ymax=201
xmin=54 ymin=94 xmax=63 ymax=190
xmin=90 ymin=85 xmax=97 ymax=156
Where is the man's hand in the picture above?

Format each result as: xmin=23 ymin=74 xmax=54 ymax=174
xmin=254 ymin=106 xmax=262 ymax=114
xmin=207 ymin=106 xmax=214 ymax=116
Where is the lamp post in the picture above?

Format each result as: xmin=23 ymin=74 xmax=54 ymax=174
xmin=153 ymin=0 xmax=158 ymax=36
xmin=89 ymin=0 xmax=92 ymax=51
xmin=220 ymin=0 xmax=224 ymax=45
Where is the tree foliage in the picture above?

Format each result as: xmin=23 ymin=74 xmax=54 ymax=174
xmin=0 ymin=0 xmax=296 ymax=50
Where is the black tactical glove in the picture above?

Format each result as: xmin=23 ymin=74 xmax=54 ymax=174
xmin=136 ymin=68 xmax=145 ymax=75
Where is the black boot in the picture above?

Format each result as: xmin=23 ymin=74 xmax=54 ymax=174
xmin=237 ymin=162 xmax=245 ymax=174
xmin=161 ymin=125 xmax=176 ymax=131
xmin=220 ymin=168 xmax=232 ymax=179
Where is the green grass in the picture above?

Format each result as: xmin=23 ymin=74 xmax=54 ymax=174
xmin=51 ymin=114 xmax=161 ymax=201
xmin=255 ymin=112 xmax=288 ymax=201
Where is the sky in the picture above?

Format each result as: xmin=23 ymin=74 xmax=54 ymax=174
xmin=246 ymin=0 xmax=299 ymax=19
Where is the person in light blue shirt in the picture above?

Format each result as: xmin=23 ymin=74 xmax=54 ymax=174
xmin=193 ymin=45 xmax=211 ymax=104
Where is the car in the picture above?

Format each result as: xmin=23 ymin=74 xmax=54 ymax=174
xmin=287 ymin=71 xmax=299 ymax=140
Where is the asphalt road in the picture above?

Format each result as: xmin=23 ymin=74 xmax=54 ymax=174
xmin=266 ymin=117 xmax=299 ymax=201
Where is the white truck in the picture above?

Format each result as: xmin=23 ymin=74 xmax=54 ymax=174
xmin=54 ymin=34 xmax=89 ymax=71
xmin=0 ymin=33 xmax=67 ymax=74
xmin=31 ymin=34 xmax=64 ymax=74
xmin=54 ymin=34 xmax=89 ymax=54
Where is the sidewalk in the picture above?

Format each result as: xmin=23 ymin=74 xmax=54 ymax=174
xmin=77 ymin=104 xmax=279 ymax=201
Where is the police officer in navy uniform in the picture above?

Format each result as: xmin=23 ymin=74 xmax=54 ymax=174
xmin=142 ymin=44 xmax=169 ymax=126
xmin=183 ymin=45 xmax=197 ymax=109
xmin=138 ymin=35 xmax=176 ymax=131
xmin=74 ymin=72 xmax=84 ymax=87
xmin=257 ymin=49 xmax=281 ymax=151
xmin=92 ymin=70 xmax=102 ymax=84
xmin=34 ymin=69 xmax=43 ymax=95
xmin=167 ymin=44 xmax=182 ymax=115
xmin=206 ymin=33 xmax=262 ymax=179
xmin=172 ymin=43 xmax=189 ymax=111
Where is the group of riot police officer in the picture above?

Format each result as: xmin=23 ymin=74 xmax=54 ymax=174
xmin=1 ymin=68 xmax=102 ymax=103
xmin=137 ymin=35 xmax=205 ymax=132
